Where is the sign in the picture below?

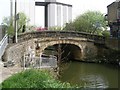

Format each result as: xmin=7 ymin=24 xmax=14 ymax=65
xmin=16 ymin=13 xmax=19 ymax=20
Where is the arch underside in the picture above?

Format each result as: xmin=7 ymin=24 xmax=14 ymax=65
xmin=38 ymin=39 xmax=84 ymax=60
xmin=35 ymin=38 xmax=98 ymax=61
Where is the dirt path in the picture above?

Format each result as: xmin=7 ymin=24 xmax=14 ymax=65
xmin=1 ymin=64 xmax=23 ymax=83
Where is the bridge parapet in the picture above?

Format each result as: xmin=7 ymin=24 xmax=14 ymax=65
xmin=17 ymin=31 xmax=105 ymax=44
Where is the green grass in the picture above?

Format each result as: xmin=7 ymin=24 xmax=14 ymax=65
xmin=1 ymin=69 xmax=73 ymax=88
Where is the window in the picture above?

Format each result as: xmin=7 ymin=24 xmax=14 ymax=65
xmin=117 ymin=8 xmax=120 ymax=19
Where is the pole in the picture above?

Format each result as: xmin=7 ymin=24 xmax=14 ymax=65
xmin=10 ymin=0 xmax=13 ymax=26
xmin=23 ymin=53 xmax=25 ymax=70
xmin=39 ymin=53 xmax=42 ymax=68
xmin=14 ymin=0 xmax=17 ymax=43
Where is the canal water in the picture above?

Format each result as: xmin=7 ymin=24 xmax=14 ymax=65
xmin=44 ymin=48 xmax=119 ymax=88
xmin=59 ymin=61 xmax=119 ymax=88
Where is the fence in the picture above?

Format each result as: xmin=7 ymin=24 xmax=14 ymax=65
xmin=21 ymin=51 xmax=57 ymax=69
xmin=0 ymin=34 xmax=8 ymax=59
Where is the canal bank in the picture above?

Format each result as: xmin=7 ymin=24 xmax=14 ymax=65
xmin=73 ymin=42 xmax=120 ymax=66
xmin=62 ymin=49 xmax=120 ymax=66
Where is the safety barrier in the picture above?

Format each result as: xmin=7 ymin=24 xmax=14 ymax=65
xmin=0 ymin=34 xmax=8 ymax=59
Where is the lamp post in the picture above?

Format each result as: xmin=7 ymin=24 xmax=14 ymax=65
xmin=14 ymin=0 xmax=17 ymax=43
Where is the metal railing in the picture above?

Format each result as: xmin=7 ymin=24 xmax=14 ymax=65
xmin=0 ymin=34 xmax=8 ymax=59
xmin=21 ymin=54 xmax=57 ymax=69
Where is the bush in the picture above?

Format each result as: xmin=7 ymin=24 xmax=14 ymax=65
xmin=1 ymin=69 xmax=73 ymax=88
xmin=49 ymin=26 xmax=63 ymax=31
xmin=102 ymin=30 xmax=110 ymax=37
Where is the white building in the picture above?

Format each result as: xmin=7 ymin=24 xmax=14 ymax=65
xmin=11 ymin=0 xmax=72 ymax=28
xmin=11 ymin=0 xmax=35 ymax=25
xmin=44 ymin=0 xmax=72 ymax=28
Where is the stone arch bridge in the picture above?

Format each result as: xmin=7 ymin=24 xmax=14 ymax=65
xmin=3 ymin=31 xmax=106 ymax=64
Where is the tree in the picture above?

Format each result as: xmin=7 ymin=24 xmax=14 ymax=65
xmin=48 ymin=26 xmax=63 ymax=31
xmin=63 ymin=22 xmax=76 ymax=31
xmin=17 ymin=12 xmax=30 ymax=33
xmin=2 ymin=16 xmax=14 ymax=35
xmin=64 ymin=11 xmax=108 ymax=35
xmin=1 ymin=12 xmax=30 ymax=35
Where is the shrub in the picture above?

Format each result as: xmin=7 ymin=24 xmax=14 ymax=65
xmin=1 ymin=69 xmax=73 ymax=88
xmin=102 ymin=30 xmax=110 ymax=37
xmin=49 ymin=26 xmax=63 ymax=31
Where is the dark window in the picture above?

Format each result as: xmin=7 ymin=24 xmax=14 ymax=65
xmin=117 ymin=8 xmax=120 ymax=19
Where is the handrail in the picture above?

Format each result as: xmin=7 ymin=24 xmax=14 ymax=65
xmin=0 ymin=34 xmax=7 ymax=45
xmin=0 ymin=34 xmax=8 ymax=59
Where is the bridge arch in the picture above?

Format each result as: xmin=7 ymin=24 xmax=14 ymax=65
xmin=40 ymin=40 xmax=83 ymax=52
xmin=37 ymin=39 xmax=84 ymax=60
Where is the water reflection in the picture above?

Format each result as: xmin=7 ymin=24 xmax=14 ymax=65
xmin=80 ymin=75 xmax=108 ymax=88
xmin=59 ymin=61 xmax=119 ymax=88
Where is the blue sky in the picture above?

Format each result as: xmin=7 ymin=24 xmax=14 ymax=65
xmin=0 ymin=0 xmax=115 ymax=26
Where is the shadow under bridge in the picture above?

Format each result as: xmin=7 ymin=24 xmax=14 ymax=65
xmin=43 ymin=44 xmax=83 ymax=62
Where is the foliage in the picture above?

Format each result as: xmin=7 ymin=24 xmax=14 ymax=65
xmin=49 ymin=26 xmax=63 ymax=31
xmin=1 ymin=69 xmax=74 ymax=88
xmin=64 ymin=11 xmax=108 ymax=35
xmin=63 ymin=22 xmax=76 ymax=31
xmin=1 ymin=12 xmax=30 ymax=35
xmin=26 ymin=25 xmax=36 ymax=32
xmin=102 ymin=30 xmax=110 ymax=37
xmin=2 ymin=17 xmax=11 ymax=26
xmin=2 ymin=16 xmax=14 ymax=35
xmin=0 ymin=82 xmax=2 ymax=89
xmin=17 ymin=12 xmax=30 ymax=33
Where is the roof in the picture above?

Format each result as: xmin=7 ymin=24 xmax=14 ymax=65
xmin=107 ymin=2 xmax=116 ymax=8
xmin=35 ymin=1 xmax=72 ymax=7
xmin=107 ymin=1 xmax=120 ymax=8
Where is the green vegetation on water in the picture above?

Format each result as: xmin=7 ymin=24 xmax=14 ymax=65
xmin=1 ymin=69 xmax=74 ymax=88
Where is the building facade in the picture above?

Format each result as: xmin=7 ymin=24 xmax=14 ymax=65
xmin=36 ymin=0 xmax=72 ymax=28
xmin=11 ymin=0 xmax=35 ymax=25
xmin=107 ymin=0 xmax=120 ymax=38
xmin=11 ymin=0 xmax=72 ymax=28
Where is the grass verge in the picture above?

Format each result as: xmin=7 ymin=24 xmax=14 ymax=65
xmin=1 ymin=69 xmax=74 ymax=88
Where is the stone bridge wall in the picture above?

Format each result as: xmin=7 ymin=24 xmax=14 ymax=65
xmin=3 ymin=39 xmax=35 ymax=66
xmin=3 ymin=31 xmax=106 ymax=64
xmin=17 ymin=31 xmax=105 ymax=44
xmin=3 ymin=38 xmax=98 ymax=64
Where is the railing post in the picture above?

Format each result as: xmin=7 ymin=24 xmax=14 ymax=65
xmin=14 ymin=0 xmax=18 ymax=43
